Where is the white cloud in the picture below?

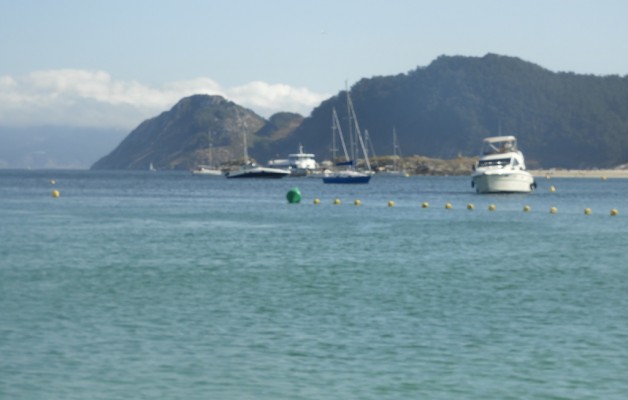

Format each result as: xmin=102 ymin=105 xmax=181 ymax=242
xmin=0 ymin=69 xmax=329 ymax=129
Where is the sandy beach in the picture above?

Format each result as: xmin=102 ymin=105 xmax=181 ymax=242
xmin=530 ymin=169 xmax=628 ymax=179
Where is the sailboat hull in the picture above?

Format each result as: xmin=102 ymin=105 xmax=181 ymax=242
xmin=323 ymin=176 xmax=371 ymax=184
xmin=322 ymin=171 xmax=371 ymax=184
xmin=226 ymin=165 xmax=289 ymax=179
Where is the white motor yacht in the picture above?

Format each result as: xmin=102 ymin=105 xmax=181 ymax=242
xmin=268 ymin=145 xmax=318 ymax=176
xmin=471 ymin=136 xmax=536 ymax=193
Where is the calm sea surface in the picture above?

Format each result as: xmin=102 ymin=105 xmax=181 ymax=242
xmin=1 ymin=170 xmax=627 ymax=399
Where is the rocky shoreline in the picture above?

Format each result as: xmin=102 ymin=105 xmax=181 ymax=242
xmin=529 ymin=169 xmax=628 ymax=179
xmin=373 ymin=155 xmax=628 ymax=178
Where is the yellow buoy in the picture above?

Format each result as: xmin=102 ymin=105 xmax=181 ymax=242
xmin=333 ymin=198 xmax=341 ymax=205
xmin=421 ymin=202 xmax=429 ymax=208
xmin=467 ymin=203 xmax=474 ymax=210
xmin=445 ymin=202 xmax=452 ymax=210
xmin=51 ymin=189 xmax=60 ymax=198
xmin=354 ymin=199 xmax=362 ymax=206
xmin=313 ymin=198 xmax=320 ymax=205
xmin=388 ymin=200 xmax=395 ymax=207
xmin=610 ymin=208 xmax=619 ymax=216
xmin=549 ymin=185 xmax=556 ymax=193
xmin=550 ymin=206 xmax=558 ymax=214
xmin=488 ymin=204 xmax=496 ymax=212
xmin=523 ymin=205 xmax=531 ymax=212
xmin=584 ymin=208 xmax=592 ymax=215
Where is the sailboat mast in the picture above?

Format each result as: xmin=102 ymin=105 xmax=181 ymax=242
xmin=332 ymin=107 xmax=350 ymax=162
xmin=207 ymin=130 xmax=213 ymax=166
xmin=331 ymin=111 xmax=337 ymax=162
xmin=346 ymin=90 xmax=371 ymax=172
xmin=345 ymin=83 xmax=356 ymax=166
xmin=237 ymin=111 xmax=249 ymax=163
xmin=243 ymin=129 xmax=249 ymax=162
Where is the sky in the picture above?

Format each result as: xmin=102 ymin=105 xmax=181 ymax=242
xmin=1 ymin=0 xmax=627 ymax=131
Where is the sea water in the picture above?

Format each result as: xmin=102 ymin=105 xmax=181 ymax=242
xmin=1 ymin=170 xmax=627 ymax=399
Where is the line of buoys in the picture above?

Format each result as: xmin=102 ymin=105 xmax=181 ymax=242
xmin=299 ymin=191 xmax=620 ymax=217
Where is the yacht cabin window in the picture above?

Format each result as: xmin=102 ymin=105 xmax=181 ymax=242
xmin=478 ymin=158 xmax=511 ymax=168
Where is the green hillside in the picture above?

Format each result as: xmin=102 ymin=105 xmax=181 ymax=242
xmin=261 ymin=54 xmax=628 ymax=168
xmin=92 ymin=54 xmax=628 ymax=170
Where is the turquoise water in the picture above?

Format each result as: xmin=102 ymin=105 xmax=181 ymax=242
xmin=1 ymin=170 xmax=627 ymax=399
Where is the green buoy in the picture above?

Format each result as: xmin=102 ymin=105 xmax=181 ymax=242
xmin=286 ymin=187 xmax=302 ymax=204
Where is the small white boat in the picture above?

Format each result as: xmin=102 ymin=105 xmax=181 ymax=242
xmin=192 ymin=165 xmax=222 ymax=176
xmin=192 ymin=131 xmax=222 ymax=175
xmin=471 ymin=135 xmax=536 ymax=193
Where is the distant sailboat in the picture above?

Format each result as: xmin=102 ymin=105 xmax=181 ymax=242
xmin=322 ymin=87 xmax=372 ymax=184
xmin=192 ymin=130 xmax=222 ymax=175
xmin=226 ymin=117 xmax=289 ymax=179
xmin=385 ymin=127 xmax=408 ymax=176
xmin=149 ymin=162 xmax=156 ymax=172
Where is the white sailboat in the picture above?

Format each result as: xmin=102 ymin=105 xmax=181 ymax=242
xmin=226 ymin=123 xmax=289 ymax=179
xmin=192 ymin=131 xmax=222 ymax=175
xmin=382 ymin=127 xmax=408 ymax=176
xmin=322 ymin=87 xmax=372 ymax=184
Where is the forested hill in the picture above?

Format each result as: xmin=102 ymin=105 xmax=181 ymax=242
xmin=91 ymin=54 xmax=628 ymax=170
xmin=260 ymin=54 xmax=628 ymax=168
xmin=91 ymin=95 xmax=303 ymax=170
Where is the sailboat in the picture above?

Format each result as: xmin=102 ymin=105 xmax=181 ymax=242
xmin=226 ymin=122 xmax=289 ymax=179
xmin=383 ymin=127 xmax=408 ymax=176
xmin=192 ymin=131 xmax=222 ymax=175
xmin=322 ymin=88 xmax=372 ymax=184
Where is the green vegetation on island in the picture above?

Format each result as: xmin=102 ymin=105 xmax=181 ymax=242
xmin=92 ymin=54 xmax=628 ymax=171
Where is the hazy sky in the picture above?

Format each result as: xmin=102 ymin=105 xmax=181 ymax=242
xmin=1 ymin=0 xmax=627 ymax=130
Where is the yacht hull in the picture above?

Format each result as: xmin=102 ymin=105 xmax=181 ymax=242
xmin=226 ymin=167 xmax=289 ymax=179
xmin=472 ymin=171 xmax=535 ymax=193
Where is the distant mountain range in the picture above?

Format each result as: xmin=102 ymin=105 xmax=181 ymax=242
xmin=49 ymin=54 xmax=628 ymax=170
xmin=0 ymin=126 xmax=125 ymax=169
